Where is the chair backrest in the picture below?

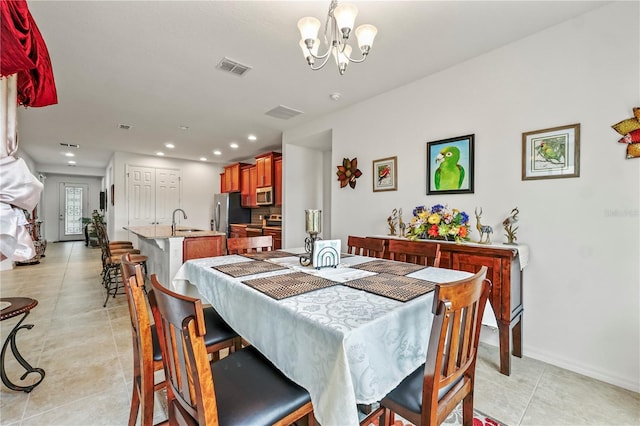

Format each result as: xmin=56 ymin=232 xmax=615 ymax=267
xmin=421 ymin=266 xmax=491 ymax=425
xmin=149 ymin=274 xmax=218 ymax=425
xmin=347 ymin=236 xmax=385 ymax=258
xmin=227 ymin=235 xmax=273 ymax=255
xmin=388 ymin=239 xmax=441 ymax=267
xmin=120 ymin=254 xmax=158 ymax=411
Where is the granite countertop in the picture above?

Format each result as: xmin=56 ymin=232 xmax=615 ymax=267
xmin=126 ymin=225 xmax=225 ymax=239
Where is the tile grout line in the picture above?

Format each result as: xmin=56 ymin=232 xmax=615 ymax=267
xmin=517 ymin=362 xmax=546 ymax=425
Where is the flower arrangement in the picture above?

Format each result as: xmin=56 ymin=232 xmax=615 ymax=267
xmin=406 ymin=204 xmax=471 ymax=243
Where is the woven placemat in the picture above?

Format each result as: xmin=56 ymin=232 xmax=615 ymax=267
xmin=212 ymin=260 xmax=287 ymax=278
xmin=242 ymin=272 xmax=338 ymax=300
xmin=351 ymin=259 xmax=426 ymax=276
xmin=241 ymin=251 xmax=298 ymax=260
xmin=343 ymin=273 xmax=436 ymax=302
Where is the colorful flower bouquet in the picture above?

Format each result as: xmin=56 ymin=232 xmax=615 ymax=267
xmin=406 ymin=204 xmax=471 ymax=243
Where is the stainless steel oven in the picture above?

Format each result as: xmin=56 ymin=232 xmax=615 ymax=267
xmin=256 ymin=187 xmax=273 ymax=206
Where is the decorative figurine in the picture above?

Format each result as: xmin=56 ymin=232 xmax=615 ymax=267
xmin=387 ymin=208 xmax=398 ymax=236
xmin=474 ymin=207 xmax=493 ymax=244
xmin=502 ymin=207 xmax=520 ymax=245
xmin=398 ymin=208 xmax=406 ymax=238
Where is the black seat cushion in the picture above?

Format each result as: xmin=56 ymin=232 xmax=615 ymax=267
xmin=202 ymin=306 xmax=239 ymax=347
xmin=382 ymin=363 xmax=461 ymax=415
xmin=150 ymin=307 xmax=237 ymax=362
xmin=211 ymin=346 xmax=311 ymax=425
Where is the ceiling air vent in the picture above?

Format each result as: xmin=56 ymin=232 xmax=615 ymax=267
xmin=265 ymin=105 xmax=304 ymax=120
xmin=59 ymin=143 xmax=80 ymax=148
xmin=118 ymin=124 xmax=132 ymax=130
xmin=217 ymin=57 xmax=251 ymax=77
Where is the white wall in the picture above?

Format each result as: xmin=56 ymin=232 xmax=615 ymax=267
xmin=39 ymin=173 xmax=103 ymax=242
xmin=109 ymin=152 xmax=223 ymax=241
xmin=283 ymin=2 xmax=639 ymax=391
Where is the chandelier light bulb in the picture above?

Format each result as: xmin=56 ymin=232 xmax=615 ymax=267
xmin=333 ymin=44 xmax=352 ymax=74
xmin=297 ymin=17 xmax=321 ymax=41
xmin=333 ymin=3 xmax=358 ymax=36
xmin=355 ymin=24 xmax=377 ymax=52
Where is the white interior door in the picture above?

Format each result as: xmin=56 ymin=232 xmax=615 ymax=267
xmin=155 ymin=168 xmax=181 ymax=225
xmin=58 ymin=183 xmax=89 ymax=241
xmin=127 ymin=165 xmax=181 ymax=227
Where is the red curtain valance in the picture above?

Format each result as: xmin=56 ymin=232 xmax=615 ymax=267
xmin=0 ymin=0 xmax=57 ymax=107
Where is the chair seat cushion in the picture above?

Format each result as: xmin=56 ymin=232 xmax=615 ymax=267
xmin=150 ymin=307 xmax=237 ymax=362
xmin=211 ymin=345 xmax=311 ymax=425
xmin=382 ymin=363 xmax=461 ymax=415
xmin=202 ymin=306 xmax=238 ymax=347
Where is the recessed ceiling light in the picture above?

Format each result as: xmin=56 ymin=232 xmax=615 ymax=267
xmin=200 ymin=157 xmax=207 ymax=161
xmin=213 ymin=150 xmax=222 ymax=156
xmin=230 ymin=142 xmax=239 ymax=149
xmin=68 ymin=160 xmax=76 ymax=164
xmin=65 ymin=152 xmax=75 ymax=157
xmin=248 ymin=135 xmax=257 ymax=141
xmin=156 ymin=152 xmax=165 ymax=156
xmin=179 ymin=125 xmax=189 ymax=130
xmin=164 ymin=143 xmax=175 ymax=149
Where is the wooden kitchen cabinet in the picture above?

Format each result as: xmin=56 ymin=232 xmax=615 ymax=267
xmin=183 ymin=236 xmax=224 ymax=261
xmin=274 ymin=157 xmax=282 ymax=206
xmin=229 ymin=224 xmax=247 ymax=239
xmin=223 ymin=162 xmax=248 ymax=193
xmin=263 ymin=228 xmax=281 ymax=250
xmin=248 ymin=165 xmax=257 ymax=207
xmin=246 ymin=227 xmax=263 ymax=238
xmin=220 ymin=172 xmax=226 ymax=193
xmin=241 ymin=165 xmax=251 ymax=207
xmin=255 ymin=152 xmax=281 ymax=188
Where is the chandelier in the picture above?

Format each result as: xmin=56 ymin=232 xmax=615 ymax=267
xmin=297 ymin=1 xmax=378 ymax=75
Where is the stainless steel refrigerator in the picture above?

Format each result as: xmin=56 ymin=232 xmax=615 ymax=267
xmin=212 ymin=192 xmax=251 ymax=236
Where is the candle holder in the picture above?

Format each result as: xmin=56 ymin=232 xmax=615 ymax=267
xmin=299 ymin=209 xmax=321 ymax=267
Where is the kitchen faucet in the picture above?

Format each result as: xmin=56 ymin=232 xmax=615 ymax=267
xmin=171 ymin=208 xmax=187 ymax=236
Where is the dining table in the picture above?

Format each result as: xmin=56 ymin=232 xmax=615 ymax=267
xmin=171 ymin=249 xmax=472 ymax=426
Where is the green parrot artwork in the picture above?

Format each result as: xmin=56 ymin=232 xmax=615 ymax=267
xmin=434 ymin=146 xmax=465 ymax=190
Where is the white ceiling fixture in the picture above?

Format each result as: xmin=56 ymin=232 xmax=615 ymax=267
xmin=64 ymin=152 xmax=75 ymax=157
xmin=248 ymin=134 xmax=257 ymax=141
xmin=216 ymin=57 xmax=252 ymax=77
xmin=164 ymin=143 xmax=175 ymax=149
xmin=199 ymin=157 xmax=207 ymax=161
xmin=156 ymin=152 xmax=165 ymax=156
xmin=298 ymin=0 xmax=377 ymax=75
xmin=229 ymin=142 xmax=239 ymax=149
xmin=213 ymin=150 xmax=222 ymax=156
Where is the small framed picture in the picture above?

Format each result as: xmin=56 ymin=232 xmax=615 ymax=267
xmin=426 ymin=134 xmax=474 ymax=195
xmin=372 ymin=156 xmax=397 ymax=192
xmin=522 ymin=123 xmax=580 ymax=180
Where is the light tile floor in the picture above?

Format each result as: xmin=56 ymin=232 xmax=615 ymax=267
xmin=1 ymin=242 xmax=638 ymax=426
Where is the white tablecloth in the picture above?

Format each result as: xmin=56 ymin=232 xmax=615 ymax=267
xmin=172 ymin=254 xmax=471 ymax=426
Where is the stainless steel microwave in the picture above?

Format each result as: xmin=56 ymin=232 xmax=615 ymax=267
xmin=256 ymin=186 xmax=273 ymax=206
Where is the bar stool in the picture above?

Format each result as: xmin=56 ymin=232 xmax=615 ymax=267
xmin=0 ymin=297 xmax=45 ymax=392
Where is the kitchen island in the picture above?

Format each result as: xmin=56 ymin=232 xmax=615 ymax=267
xmin=126 ymin=225 xmax=225 ymax=287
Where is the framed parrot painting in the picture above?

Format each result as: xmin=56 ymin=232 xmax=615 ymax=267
xmin=372 ymin=156 xmax=397 ymax=192
xmin=426 ymin=134 xmax=475 ymax=195
xmin=522 ymin=123 xmax=580 ymax=180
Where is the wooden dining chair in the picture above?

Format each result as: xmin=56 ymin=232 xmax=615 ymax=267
xmin=120 ymin=255 xmax=242 ymax=426
xmin=149 ymin=273 xmax=315 ymax=426
xmin=227 ymin=235 xmax=273 ymax=254
xmin=388 ymin=239 xmax=441 ymax=267
xmin=367 ymin=266 xmax=491 ymax=426
xmin=347 ymin=236 xmax=385 ymax=258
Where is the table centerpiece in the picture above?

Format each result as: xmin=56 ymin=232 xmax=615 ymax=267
xmin=406 ymin=204 xmax=471 ymax=243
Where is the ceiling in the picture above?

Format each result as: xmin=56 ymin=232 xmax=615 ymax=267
xmin=16 ymin=1 xmax=607 ymax=172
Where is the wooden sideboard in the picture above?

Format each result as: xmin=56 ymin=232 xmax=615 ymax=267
xmin=371 ymin=236 xmax=524 ymax=376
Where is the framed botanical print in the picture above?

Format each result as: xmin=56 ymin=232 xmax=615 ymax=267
xmin=426 ymin=134 xmax=474 ymax=195
xmin=372 ymin=156 xmax=397 ymax=192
